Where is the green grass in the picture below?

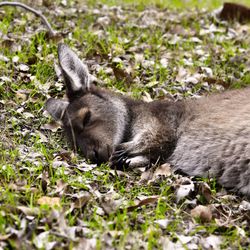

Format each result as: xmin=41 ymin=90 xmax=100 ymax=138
xmin=0 ymin=0 xmax=250 ymax=249
xmin=87 ymin=0 xmax=250 ymax=10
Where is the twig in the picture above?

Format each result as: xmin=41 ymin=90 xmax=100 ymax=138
xmin=0 ymin=1 xmax=57 ymax=37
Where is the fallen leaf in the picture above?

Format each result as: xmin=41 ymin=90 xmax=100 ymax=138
xmin=17 ymin=64 xmax=29 ymax=72
xmin=73 ymin=238 xmax=97 ymax=250
xmin=191 ymin=205 xmax=213 ymax=223
xmin=175 ymin=67 xmax=189 ymax=82
xmin=125 ymin=196 xmax=159 ymax=212
xmin=37 ymin=196 xmax=61 ymax=207
xmin=52 ymin=160 xmax=69 ymax=168
xmin=174 ymin=177 xmax=195 ymax=202
xmin=74 ymin=195 xmax=91 ymax=208
xmin=9 ymin=182 xmax=39 ymax=193
xmin=200 ymin=235 xmax=222 ymax=250
xmin=41 ymin=121 xmax=61 ymax=132
xmin=12 ymin=55 xmax=19 ymax=63
xmin=160 ymin=237 xmax=182 ymax=250
xmin=111 ymin=61 xmax=133 ymax=84
xmin=153 ymin=163 xmax=172 ymax=177
xmin=154 ymin=219 xmax=170 ymax=229
xmin=239 ymin=200 xmax=250 ymax=211
xmin=142 ymin=91 xmax=153 ymax=102
xmin=98 ymin=188 xmax=124 ymax=214
xmin=52 ymin=179 xmax=68 ymax=196
xmin=235 ymin=226 xmax=246 ymax=237
xmin=197 ymin=182 xmax=212 ymax=203
xmin=17 ymin=206 xmax=40 ymax=216
xmin=139 ymin=168 xmax=154 ymax=184
xmin=176 ymin=234 xmax=193 ymax=245
xmin=33 ymin=232 xmax=51 ymax=249
xmin=0 ymin=234 xmax=12 ymax=240
xmin=201 ymin=66 xmax=213 ymax=77
xmin=0 ymin=54 xmax=10 ymax=62
xmin=15 ymin=91 xmax=28 ymax=101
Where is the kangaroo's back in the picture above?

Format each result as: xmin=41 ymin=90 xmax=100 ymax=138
xmin=170 ymin=88 xmax=250 ymax=195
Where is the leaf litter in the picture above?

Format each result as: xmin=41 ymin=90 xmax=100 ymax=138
xmin=0 ymin=1 xmax=250 ymax=249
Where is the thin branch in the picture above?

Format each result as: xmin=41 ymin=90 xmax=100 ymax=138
xmin=0 ymin=1 xmax=57 ymax=37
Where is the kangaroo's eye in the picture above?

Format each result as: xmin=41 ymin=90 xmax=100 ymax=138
xmin=83 ymin=111 xmax=91 ymax=126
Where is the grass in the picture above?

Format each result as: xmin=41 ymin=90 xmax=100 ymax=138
xmin=87 ymin=0 xmax=250 ymax=10
xmin=0 ymin=0 xmax=250 ymax=249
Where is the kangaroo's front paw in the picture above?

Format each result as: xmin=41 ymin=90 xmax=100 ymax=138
xmin=109 ymin=143 xmax=130 ymax=170
xmin=109 ymin=143 xmax=150 ymax=170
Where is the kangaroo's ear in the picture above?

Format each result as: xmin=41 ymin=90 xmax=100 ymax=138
xmin=45 ymin=98 xmax=69 ymax=121
xmin=58 ymin=43 xmax=90 ymax=100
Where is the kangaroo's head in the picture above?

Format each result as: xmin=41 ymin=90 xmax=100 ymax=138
xmin=46 ymin=44 xmax=128 ymax=164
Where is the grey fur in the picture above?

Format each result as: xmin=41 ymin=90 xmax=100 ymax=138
xmin=46 ymin=44 xmax=250 ymax=198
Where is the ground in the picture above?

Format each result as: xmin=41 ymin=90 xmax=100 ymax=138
xmin=0 ymin=0 xmax=250 ymax=249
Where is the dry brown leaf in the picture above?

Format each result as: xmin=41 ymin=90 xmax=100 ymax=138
xmin=112 ymin=64 xmax=133 ymax=84
xmin=139 ymin=168 xmax=154 ymax=184
xmin=109 ymin=169 xmax=130 ymax=178
xmin=9 ymin=182 xmax=39 ymax=193
xmin=0 ymin=234 xmax=12 ymax=240
xmin=41 ymin=121 xmax=61 ymax=132
xmin=17 ymin=206 xmax=40 ymax=216
xmin=197 ymin=182 xmax=212 ymax=203
xmin=65 ymin=192 xmax=92 ymax=215
xmin=37 ymin=196 xmax=61 ymax=207
xmin=73 ymin=195 xmax=91 ymax=209
xmin=99 ymin=189 xmax=123 ymax=214
xmin=142 ymin=91 xmax=154 ymax=102
xmin=126 ymin=196 xmax=159 ymax=212
xmin=152 ymin=163 xmax=172 ymax=178
xmin=140 ymin=163 xmax=172 ymax=184
xmin=191 ymin=205 xmax=213 ymax=223
xmin=55 ymin=150 xmax=75 ymax=162
xmin=15 ymin=91 xmax=28 ymax=101
xmin=73 ymin=238 xmax=97 ymax=250
xmin=141 ymin=163 xmax=172 ymax=184
xmin=53 ymin=179 xmax=68 ymax=196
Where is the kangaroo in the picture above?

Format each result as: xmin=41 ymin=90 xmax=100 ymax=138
xmin=46 ymin=44 xmax=250 ymax=198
